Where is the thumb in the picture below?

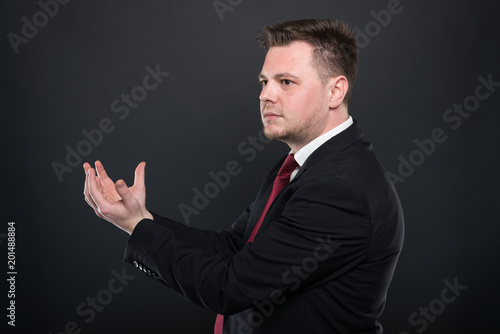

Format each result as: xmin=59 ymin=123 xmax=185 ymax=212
xmin=115 ymin=180 xmax=137 ymax=206
xmin=133 ymin=161 xmax=146 ymax=188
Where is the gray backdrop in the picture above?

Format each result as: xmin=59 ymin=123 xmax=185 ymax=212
xmin=2 ymin=0 xmax=499 ymax=333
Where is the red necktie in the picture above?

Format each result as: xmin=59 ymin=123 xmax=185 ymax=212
xmin=214 ymin=154 xmax=299 ymax=334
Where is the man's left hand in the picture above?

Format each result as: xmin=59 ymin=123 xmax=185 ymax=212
xmin=83 ymin=162 xmax=145 ymax=234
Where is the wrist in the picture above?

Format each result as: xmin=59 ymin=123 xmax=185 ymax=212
xmin=124 ymin=216 xmax=143 ymax=235
xmin=143 ymin=210 xmax=154 ymax=220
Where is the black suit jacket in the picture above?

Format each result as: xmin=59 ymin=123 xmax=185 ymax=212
xmin=124 ymin=120 xmax=404 ymax=333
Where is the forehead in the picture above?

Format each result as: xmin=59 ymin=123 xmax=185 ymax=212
xmin=260 ymin=41 xmax=315 ymax=76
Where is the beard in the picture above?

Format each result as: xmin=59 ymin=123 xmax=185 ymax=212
xmin=263 ymin=124 xmax=292 ymax=141
xmin=262 ymin=117 xmax=315 ymax=145
xmin=260 ymin=103 xmax=325 ymax=148
xmin=260 ymin=105 xmax=294 ymax=141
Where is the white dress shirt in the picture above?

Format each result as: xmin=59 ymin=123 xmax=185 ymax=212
xmin=290 ymin=116 xmax=353 ymax=181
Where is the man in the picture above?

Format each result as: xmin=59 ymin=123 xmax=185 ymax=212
xmin=83 ymin=19 xmax=404 ymax=333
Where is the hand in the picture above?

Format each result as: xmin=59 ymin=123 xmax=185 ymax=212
xmin=85 ymin=161 xmax=153 ymax=220
xmin=83 ymin=161 xmax=152 ymax=234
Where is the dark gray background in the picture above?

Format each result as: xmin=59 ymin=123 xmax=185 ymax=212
xmin=2 ymin=0 xmax=499 ymax=333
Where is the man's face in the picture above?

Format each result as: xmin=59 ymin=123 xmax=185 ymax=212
xmin=258 ymin=41 xmax=332 ymax=151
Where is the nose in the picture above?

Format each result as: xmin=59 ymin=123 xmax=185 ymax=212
xmin=259 ymin=81 xmax=277 ymax=103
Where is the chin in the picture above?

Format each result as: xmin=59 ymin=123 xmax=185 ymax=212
xmin=263 ymin=127 xmax=290 ymax=141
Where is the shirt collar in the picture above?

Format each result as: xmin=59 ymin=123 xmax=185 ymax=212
xmin=292 ymin=116 xmax=353 ymax=167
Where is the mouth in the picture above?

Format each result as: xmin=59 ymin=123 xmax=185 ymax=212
xmin=263 ymin=112 xmax=282 ymax=121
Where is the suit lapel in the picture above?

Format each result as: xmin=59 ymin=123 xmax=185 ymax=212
xmin=242 ymin=156 xmax=285 ymax=242
xmin=242 ymin=120 xmax=364 ymax=243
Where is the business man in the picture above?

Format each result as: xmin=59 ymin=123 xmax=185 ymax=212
xmin=83 ymin=19 xmax=404 ymax=333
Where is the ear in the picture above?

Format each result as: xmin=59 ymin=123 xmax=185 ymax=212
xmin=327 ymin=75 xmax=348 ymax=109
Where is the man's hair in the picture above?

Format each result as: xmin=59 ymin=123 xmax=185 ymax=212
xmin=257 ymin=19 xmax=359 ymax=106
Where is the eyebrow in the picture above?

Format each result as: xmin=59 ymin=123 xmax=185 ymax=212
xmin=258 ymin=73 xmax=300 ymax=81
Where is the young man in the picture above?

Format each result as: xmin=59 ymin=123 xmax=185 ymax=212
xmin=83 ymin=19 xmax=404 ymax=333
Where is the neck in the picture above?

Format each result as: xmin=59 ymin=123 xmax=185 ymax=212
xmin=287 ymin=108 xmax=349 ymax=153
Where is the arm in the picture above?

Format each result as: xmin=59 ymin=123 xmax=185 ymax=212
xmin=144 ymin=204 xmax=252 ymax=257
xmin=124 ymin=175 xmax=372 ymax=315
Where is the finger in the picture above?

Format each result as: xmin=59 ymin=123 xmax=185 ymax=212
xmin=88 ymin=167 xmax=111 ymax=216
xmin=96 ymin=174 xmax=103 ymax=192
xmin=83 ymin=162 xmax=93 ymax=207
xmin=133 ymin=161 xmax=146 ymax=188
xmin=96 ymin=160 xmax=119 ymax=201
xmin=83 ymin=162 xmax=91 ymax=174
xmin=84 ymin=166 xmax=97 ymax=208
xmin=83 ymin=163 xmax=90 ymax=196
xmin=85 ymin=168 xmax=104 ymax=218
xmin=84 ymin=162 xmax=98 ymax=198
xmin=95 ymin=160 xmax=114 ymax=184
xmin=115 ymin=179 xmax=137 ymax=207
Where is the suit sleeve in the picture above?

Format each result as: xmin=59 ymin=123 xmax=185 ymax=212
xmin=123 ymin=175 xmax=372 ymax=314
xmin=146 ymin=203 xmax=252 ymax=257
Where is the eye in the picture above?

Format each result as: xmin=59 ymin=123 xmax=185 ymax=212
xmin=281 ymin=79 xmax=293 ymax=86
xmin=259 ymin=80 xmax=268 ymax=88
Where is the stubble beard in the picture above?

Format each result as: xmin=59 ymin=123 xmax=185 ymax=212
xmin=261 ymin=107 xmax=290 ymax=141
xmin=261 ymin=105 xmax=325 ymax=149
xmin=262 ymin=116 xmax=316 ymax=147
xmin=262 ymin=122 xmax=290 ymax=141
xmin=261 ymin=104 xmax=291 ymax=141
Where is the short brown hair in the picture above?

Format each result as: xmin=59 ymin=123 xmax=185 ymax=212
xmin=257 ymin=19 xmax=358 ymax=105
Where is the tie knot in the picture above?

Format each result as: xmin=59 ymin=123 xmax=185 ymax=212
xmin=278 ymin=154 xmax=298 ymax=177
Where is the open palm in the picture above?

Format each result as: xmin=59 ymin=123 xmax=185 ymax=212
xmin=84 ymin=160 xmax=150 ymax=219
